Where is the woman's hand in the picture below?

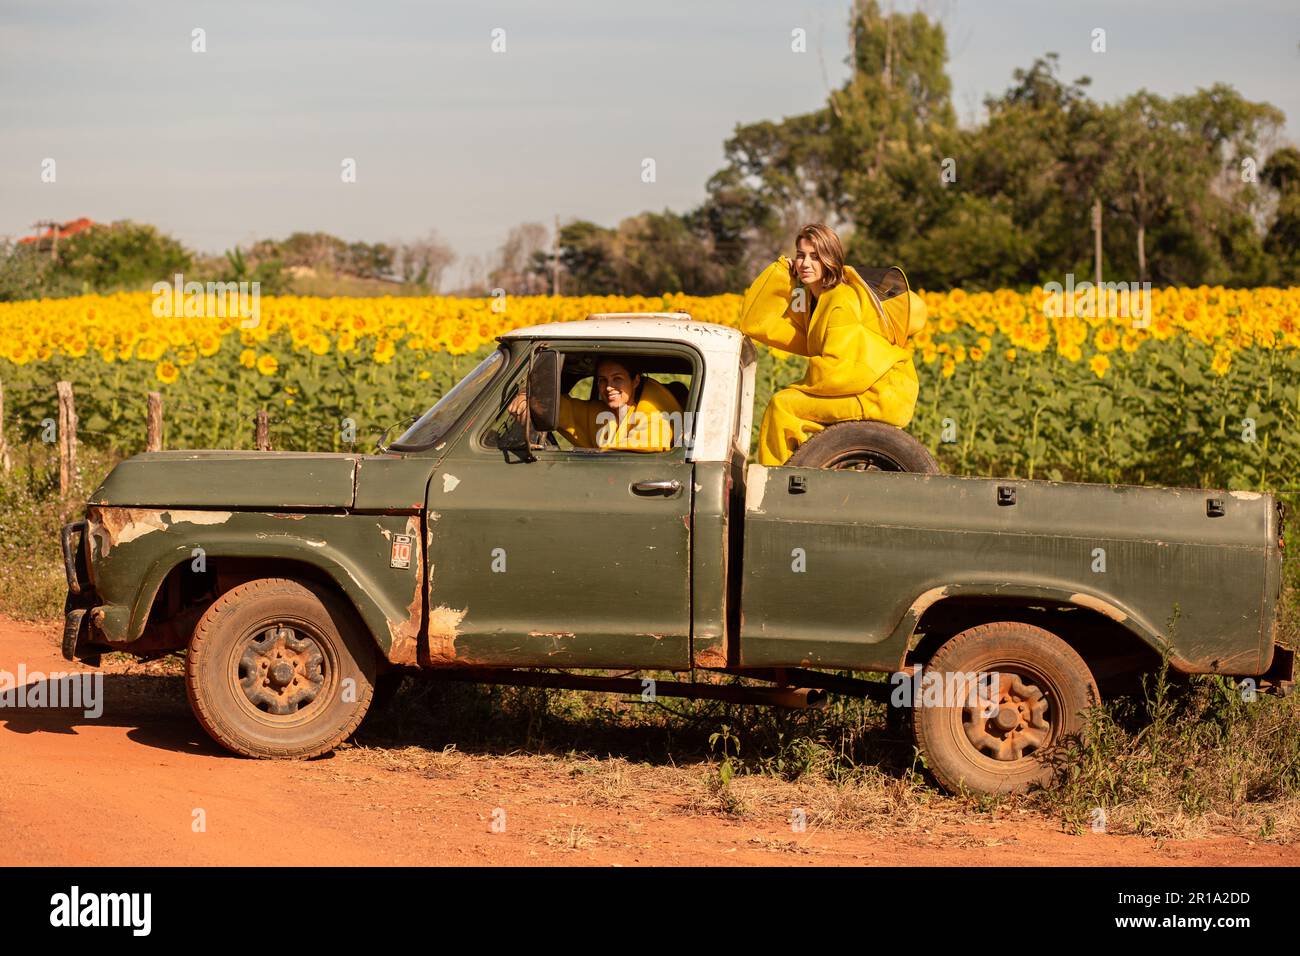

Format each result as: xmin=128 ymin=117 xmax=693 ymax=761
xmin=507 ymin=391 xmax=528 ymax=424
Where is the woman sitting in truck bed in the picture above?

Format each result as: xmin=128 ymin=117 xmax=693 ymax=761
xmin=740 ymin=223 xmax=925 ymax=465
xmin=510 ymin=356 xmax=684 ymax=452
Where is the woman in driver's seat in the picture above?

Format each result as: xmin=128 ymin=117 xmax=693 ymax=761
xmin=509 ymin=357 xmax=684 ymax=452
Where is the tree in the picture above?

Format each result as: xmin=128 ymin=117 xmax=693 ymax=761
xmin=548 ymin=220 xmax=619 ymax=295
xmin=221 ymin=247 xmax=290 ymax=294
xmin=614 ymin=211 xmax=729 ymax=295
xmin=488 ymin=222 xmax=549 ymax=294
xmin=831 ymin=0 xmax=958 ymax=265
xmin=395 ymin=231 xmax=455 ymax=292
xmin=1264 ymin=146 xmax=1300 ymax=282
xmin=1094 ymin=85 xmax=1283 ymax=286
xmin=56 ymin=221 xmax=192 ymax=292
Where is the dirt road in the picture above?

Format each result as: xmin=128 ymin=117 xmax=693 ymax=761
xmin=0 ymin=615 xmax=1290 ymax=867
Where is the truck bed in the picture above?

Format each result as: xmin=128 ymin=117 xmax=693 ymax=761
xmin=738 ymin=464 xmax=1281 ymax=675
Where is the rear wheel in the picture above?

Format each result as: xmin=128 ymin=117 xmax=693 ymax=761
xmin=787 ymin=421 xmax=940 ymax=473
xmin=912 ymin=622 xmax=1098 ymax=794
xmin=185 ymin=578 xmax=376 ymax=759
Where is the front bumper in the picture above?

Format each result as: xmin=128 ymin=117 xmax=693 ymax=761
xmin=61 ymin=519 xmax=91 ymax=595
xmin=61 ymin=519 xmax=100 ymax=664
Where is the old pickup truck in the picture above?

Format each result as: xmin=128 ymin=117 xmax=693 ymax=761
xmin=61 ymin=314 xmax=1293 ymax=794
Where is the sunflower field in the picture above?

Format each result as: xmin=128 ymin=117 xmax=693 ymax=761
xmin=1 ymin=285 xmax=1299 ymax=491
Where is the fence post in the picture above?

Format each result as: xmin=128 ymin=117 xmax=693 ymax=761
xmin=0 ymin=380 xmax=10 ymax=474
xmin=146 ymin=391 xmax=163 ymax=452
xmin=255 ymin=408 xmax=271 ymax=451
xmin=56 ymin=380 xmax=77 ymax=496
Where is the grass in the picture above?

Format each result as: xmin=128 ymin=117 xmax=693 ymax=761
xmin=0 ymin=445 xmax=122 ymax=621
xmin=4 ymin=443 xmax=1298 ymax=841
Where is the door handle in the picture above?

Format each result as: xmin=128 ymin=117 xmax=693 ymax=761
xmin=631 ymin=479 xmax=683 ymax=497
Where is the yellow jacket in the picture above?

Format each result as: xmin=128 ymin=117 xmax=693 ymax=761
xmin=557 ymin=375 xmax=683 ymax=452
xmin=739 ymin=257 xmax=920 ymax=423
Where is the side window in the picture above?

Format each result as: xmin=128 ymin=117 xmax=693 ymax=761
xmin=480 ymin=347 xmax=696 ymax=454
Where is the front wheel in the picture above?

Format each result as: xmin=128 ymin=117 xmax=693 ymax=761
xmin=185 ymin=578 xmax=376 ymax=759
xmin=787 ymin=421 xmax=940 ymax=473
xmin=912 ymin=622 xmax=1098 ymax=794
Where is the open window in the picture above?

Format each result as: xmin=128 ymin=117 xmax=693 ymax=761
xmin=480 ymin=343 xmax=699 ymax=456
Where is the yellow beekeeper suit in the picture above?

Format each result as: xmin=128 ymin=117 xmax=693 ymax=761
xmin=556 ymin=376 xmax=683 ymax=452
xmin=740 ymin=257 xmax=925 ymax=465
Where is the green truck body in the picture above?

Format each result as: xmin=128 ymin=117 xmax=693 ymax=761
xmin=60 ymin=315 xmax=1292 ymax=790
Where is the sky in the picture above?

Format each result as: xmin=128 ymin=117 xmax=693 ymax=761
xmin=2 ymin=0 xmax=1297 ymax=288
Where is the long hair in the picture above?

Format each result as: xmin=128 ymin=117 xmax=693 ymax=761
xmin=787 ymin=223 xmax=846 ymax=292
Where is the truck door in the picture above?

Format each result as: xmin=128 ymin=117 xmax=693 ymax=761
xmin=421 ymin=342 xmax=698 ymax=670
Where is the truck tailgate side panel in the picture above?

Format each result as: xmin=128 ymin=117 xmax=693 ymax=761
xmin=739 ymin=466 xmax=1273 ymax=674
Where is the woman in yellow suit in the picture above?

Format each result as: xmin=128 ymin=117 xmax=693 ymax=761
xmin=509 ymin=357 xmax=683 ymax=452
xmin=741 ymin=223 xmax=925 ymax=465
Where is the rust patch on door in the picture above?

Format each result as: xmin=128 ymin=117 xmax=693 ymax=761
xmin=424 ymin=604 xmax=468 ymax=665
xmin=386 ymin=515 xmax=424 ymax=665
xmin=693 ymin=646 xmax=727 ymax=669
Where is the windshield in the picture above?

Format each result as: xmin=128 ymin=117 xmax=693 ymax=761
xmin=390 ymin=347 xmax=506 ymax=449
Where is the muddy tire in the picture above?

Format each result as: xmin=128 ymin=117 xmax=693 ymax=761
xmin=912 ymin=622 xmax=1098 ymax=795
xmin=185 ymin=578 xmax=377 ymax=759
xmin=787 ymin=421 xmax=940 ymax=473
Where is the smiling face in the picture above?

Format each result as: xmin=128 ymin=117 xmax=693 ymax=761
xmin=793 ymin=238 xmax=825 ymax=291
xmin=595 ymin=359 xmax=640 ymax=411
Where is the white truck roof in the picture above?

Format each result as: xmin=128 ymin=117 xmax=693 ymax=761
xmin=500 ymin=314 xmax=754 ymax=463
xmin=503 ymin=315 xmax=744 ymax=347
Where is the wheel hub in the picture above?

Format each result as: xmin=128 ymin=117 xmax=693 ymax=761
xmin=238 ymin=625 xmax=326 ymax=716
xmin=964 ymin=673 xmax=1052 ymax=761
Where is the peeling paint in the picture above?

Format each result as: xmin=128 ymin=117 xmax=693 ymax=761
xmin=1068 ymin=592 xmax=1129 ymax=622
xmin=91 ymin=506 xmax=233 ymax=558
xmin=442 ymin=474 xmax=460 ymax=494
xmin=93 ymin=507 xmax=166 ymax=555
xmin=745 ymin=464 xmax=768 ymax=513
xmin=906 ymin=585 xmax=951 ymax=619
xmin=1229 ymin=491 xmax=1261 ymax=500
xmin=693 ymin=647 xmax=727 ymax=669
xmin=165 ymin=510 xmax=234 ymax=526
xmin=528 ymin=631 xmax=576 ymax=639
xmin=426 ymin=604 xmax=468 ymax=664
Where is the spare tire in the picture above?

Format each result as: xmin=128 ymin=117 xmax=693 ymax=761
xmin=786 ymin=421 xmax=940 ymax=473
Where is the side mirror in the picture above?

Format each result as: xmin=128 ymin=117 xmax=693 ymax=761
xmin=527 ymin=348 xmax=562 ymax=432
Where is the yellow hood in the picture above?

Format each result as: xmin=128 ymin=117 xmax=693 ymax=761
xmin=843 ymin=264 xmax=927 ymax=349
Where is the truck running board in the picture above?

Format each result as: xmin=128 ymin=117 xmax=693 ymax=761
xmin=420 ymin=668 xmax=828 ymax=709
